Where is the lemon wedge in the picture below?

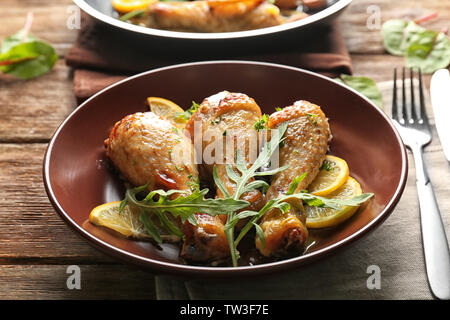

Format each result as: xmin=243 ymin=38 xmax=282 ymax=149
xmin=89 ymin=201 xmax=181 ymax=242
xmin=305 ymin=177 xmax=363 ymax=229
xmin=112 ymin=0 xmax=155 ymax=13
xmin=308 ymin=155 xmax=349 ymax=196
xmin=89 ymin=201 xmax=151 ymax=239
xmin=147 ymin=96 xmax=187 ymax=129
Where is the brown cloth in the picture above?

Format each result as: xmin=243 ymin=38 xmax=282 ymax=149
xmin=66 ymin=13 xmax=352 ymax=103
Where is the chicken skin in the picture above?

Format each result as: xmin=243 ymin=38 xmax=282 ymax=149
xmin=146 ymin=0 xmax=285 ymax=32
xmin=256 ymin=100 xmax=331 ymax=257
xmin=105 ymin=112 xmax=229 ymax=262
xmin=185 ymin=91 xmax=266 ymax=218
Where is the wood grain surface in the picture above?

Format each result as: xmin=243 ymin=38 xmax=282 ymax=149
xmin=0 ymin=0 xmax=448 ymax=299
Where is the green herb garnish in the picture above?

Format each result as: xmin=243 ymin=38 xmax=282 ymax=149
xmin=175 ymin=101 xmax=200 ymax=122
xmin=211 ymin=116 xmax=222 ymax=125
xmin=321 ymin=160 xmax=334 ymax=171
xmin=254 ymin=114 xmax=270 ymax=131
xmin=120 ymin=186 xmax=249 ymax=243
xmin=119 ymin=9 xmax=146 ymax=22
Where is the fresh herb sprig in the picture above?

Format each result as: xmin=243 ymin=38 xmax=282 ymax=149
xmin=213 ymin=123 xmax=289 ymax=266
xmin=175 ymin=101 xmax=200 ymax=122
xmin=0 ymin=12 xmax=58 ymax=79
xmin=254 ymin=114 xmax=270 ymax=131
xmin=120 ymin=184 xmax=249 ymax=243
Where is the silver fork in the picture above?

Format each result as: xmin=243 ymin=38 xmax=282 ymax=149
xmin=392 ymin=67 xmax=450 ymax=300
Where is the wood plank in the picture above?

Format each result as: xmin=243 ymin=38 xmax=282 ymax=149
xmin=0 ymin=265 xmax=156 ymax=299
xmin=0 ymin=60 xmax=76 ymax=143
xmin=0 ymin=143 xmax=111 ymax=262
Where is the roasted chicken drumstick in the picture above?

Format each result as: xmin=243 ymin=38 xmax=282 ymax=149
xmin=256 ymin=100 xmax=332 ymax=257
xmin=105 ymin=112 xmax=229 ymax=262
xmin=185 ymin=91 xmax=266 ymax=217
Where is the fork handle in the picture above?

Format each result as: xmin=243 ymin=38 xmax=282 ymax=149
xmin=411 ymin=145 xmax=450 ymax=300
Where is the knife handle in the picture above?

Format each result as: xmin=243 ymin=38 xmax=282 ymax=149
xmin=412 ymin=144 xmax=450 ymax=300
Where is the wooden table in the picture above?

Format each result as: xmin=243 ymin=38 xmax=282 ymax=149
xmin=0 ymin=0 xmax=448 ymax=299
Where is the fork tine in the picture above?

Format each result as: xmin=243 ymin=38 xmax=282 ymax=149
xmin=410 ymin=67 xmax=419 ymax=121
xmin=418 ymin=68 xmax=428 ymax=124
xmin=392 ymin=68 xmax=398 ymax=120
xmin=401 ymin=67 xmax=408 ymax=123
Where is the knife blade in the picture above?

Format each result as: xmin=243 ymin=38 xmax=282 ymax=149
xmin=430 ymin=69 xmax=450 ymax=162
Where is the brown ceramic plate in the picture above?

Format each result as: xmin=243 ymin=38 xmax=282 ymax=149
xmin=43 ymin=61 xmax=407 ymax=277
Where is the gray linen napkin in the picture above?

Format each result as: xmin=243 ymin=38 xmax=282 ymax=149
xmin=155 ymin=80 xmax=448 ymax=299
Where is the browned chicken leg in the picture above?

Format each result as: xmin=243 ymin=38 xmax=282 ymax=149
xmin=256 ymin=100 xmax=331 ymax=257
xmin=146 ymin=0 xmax=285 ymax=32
xmin=105 ymin=112 xmax=229 ymax=262
xmin=185 ymin=91 xmax=266 ymax=219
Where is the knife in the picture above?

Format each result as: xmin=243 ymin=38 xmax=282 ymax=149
xmin=430 ymin=69 xmax=450 ymax=162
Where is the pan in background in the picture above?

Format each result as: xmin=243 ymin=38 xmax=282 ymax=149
xmin=73 ymin=0 xmax=352 ymax=41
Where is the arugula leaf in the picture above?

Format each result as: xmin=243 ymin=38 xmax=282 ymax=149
xmin=286 ymin=173 xmax=308 ymax=195
xmin=279 ymin=192 xmax=374 ymax=211
xmin=335 ymin=74 xmax=383 ymax=108
xmin=126 ymin=187 xmax=248 ymax=222
xmin=139 ymin=209 xmax=163 ymax=243
xmin=0 ymin=14 xmax=58 ymax=80
xmin=123 ymin=185 xmax=249 ymax=242
xmin=253 ymin=223 xmax=265 ymax=248
xmin=220 ymin=123 xmax=288 ymax=266
xmin=234 ymin=175 xmax=374 ymax=249
xmin=212 ymin=166 xmax=230 ymax=198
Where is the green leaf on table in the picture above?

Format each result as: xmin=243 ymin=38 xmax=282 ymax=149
xmin=382 ymin=20 xmax=426 ymax=56
xmin=0 ymin=40 xmax=58 ymax=79
xmin=1 ymin=29 xmax=36 ymax=53
xmin=335 ymin=74 xmax=383 ymax=108
xmin=0 ymin=26 xmax=58 ymax=79
xmin=381 ymin=19 xmax=450 ymax=73
xmin=406 ymin=31 xmax=450 ymax=74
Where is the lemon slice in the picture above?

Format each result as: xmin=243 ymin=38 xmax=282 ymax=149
xmin=89 ymin=201 xmax=181 ymax=242
xmin=147 ymin=97 xmax=187 ymax=129
xmin=89 ymin=201 xmax=151 ymax=239
xmin=308 ymin=155 xmax=349 ymax=196
xmin=112 ymin=0 xmax=155 ymax=13
xmin=306 ymin=177 xmax=363 ymax=229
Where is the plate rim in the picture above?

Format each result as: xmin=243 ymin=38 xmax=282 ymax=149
xmin=43 ymin=60 xmax=408 ymax=277
xmin=73 ymin=0 xmax=352 ymax=40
